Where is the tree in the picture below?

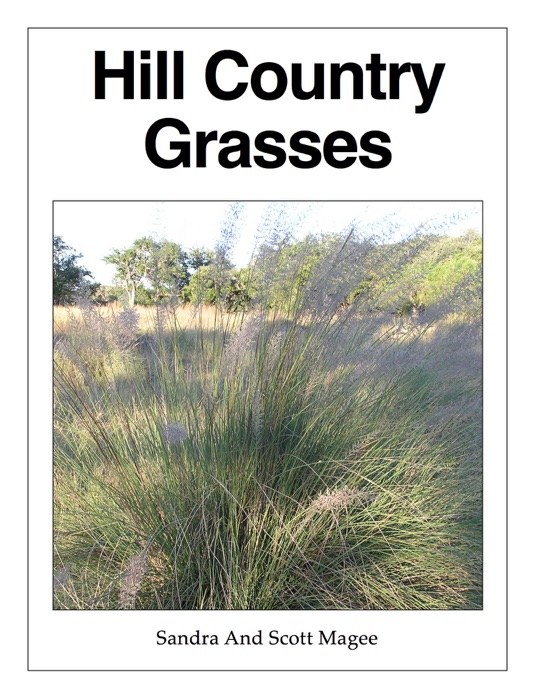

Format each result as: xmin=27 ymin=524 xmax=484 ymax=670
xmin=104 ymin=237 xmax=203 ymax=305
xmin=143 ymin=238 xmax=191 ymax=302
xmin=182 ymin=263 xmax=254 ymax=310
xmin=187 ymin=247 xmax=214 ymax=272
xmin=223 ymin=268 xmax=254 ymax=311
xmin=53 ymin=236 xmax=94 ymax=305
xmin=103 ymin=244 xmax=147 ymax=307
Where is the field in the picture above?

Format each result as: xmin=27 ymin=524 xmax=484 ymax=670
xmin=53 ymin=231 xmax=482 ymax=610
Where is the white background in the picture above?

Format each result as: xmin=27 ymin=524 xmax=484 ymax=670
xmin=3 ymin=0 xmax=531 ymax=696
xmin=30 ymin=26 xmax=503 ymax=671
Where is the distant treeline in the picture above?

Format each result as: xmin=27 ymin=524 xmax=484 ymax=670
xmin=54 ymin=228 xmax=481 ymax=318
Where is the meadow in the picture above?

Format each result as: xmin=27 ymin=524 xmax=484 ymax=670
xmin=53 ymin=229 xmax=482 ymax=610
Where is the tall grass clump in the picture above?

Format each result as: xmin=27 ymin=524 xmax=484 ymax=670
xmin=54 ymin=219 xmax=482 ymax=610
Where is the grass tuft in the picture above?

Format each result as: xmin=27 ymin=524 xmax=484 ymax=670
xmin=54 ymin=233 xmax=482 ymax=610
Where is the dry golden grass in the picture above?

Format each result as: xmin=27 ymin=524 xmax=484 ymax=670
xmin=53 ymin=303 xmax=225 ymax=335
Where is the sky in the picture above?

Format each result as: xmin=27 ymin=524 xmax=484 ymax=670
xmin=53 ymin=200 xmax=482 ymax=286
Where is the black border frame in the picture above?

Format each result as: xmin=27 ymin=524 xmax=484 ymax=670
xmin=28 ymin=26 xmax=507 ymax=673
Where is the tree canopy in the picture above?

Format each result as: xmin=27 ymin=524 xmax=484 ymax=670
xmin=100 ymin=226 xmax=481 ymax=319
xmin=103 ymin=237 xmax=215 ymax=306
xmin=53 ymin=236 xmax=94 ymax=305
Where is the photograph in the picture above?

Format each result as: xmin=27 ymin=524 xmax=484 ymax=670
xmin=52 ymin=200 xmax=483 ymax=611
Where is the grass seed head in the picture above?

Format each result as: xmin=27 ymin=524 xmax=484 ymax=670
xmin=118 ymin=552 xmax=147 ymax=609
xmin=312 ymin=486 xmax=375 ymax=512
xmin=163 ymin=421 xmax=188 ymax=444
xmin=311 ymin=486 xmax=376 ymax=512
